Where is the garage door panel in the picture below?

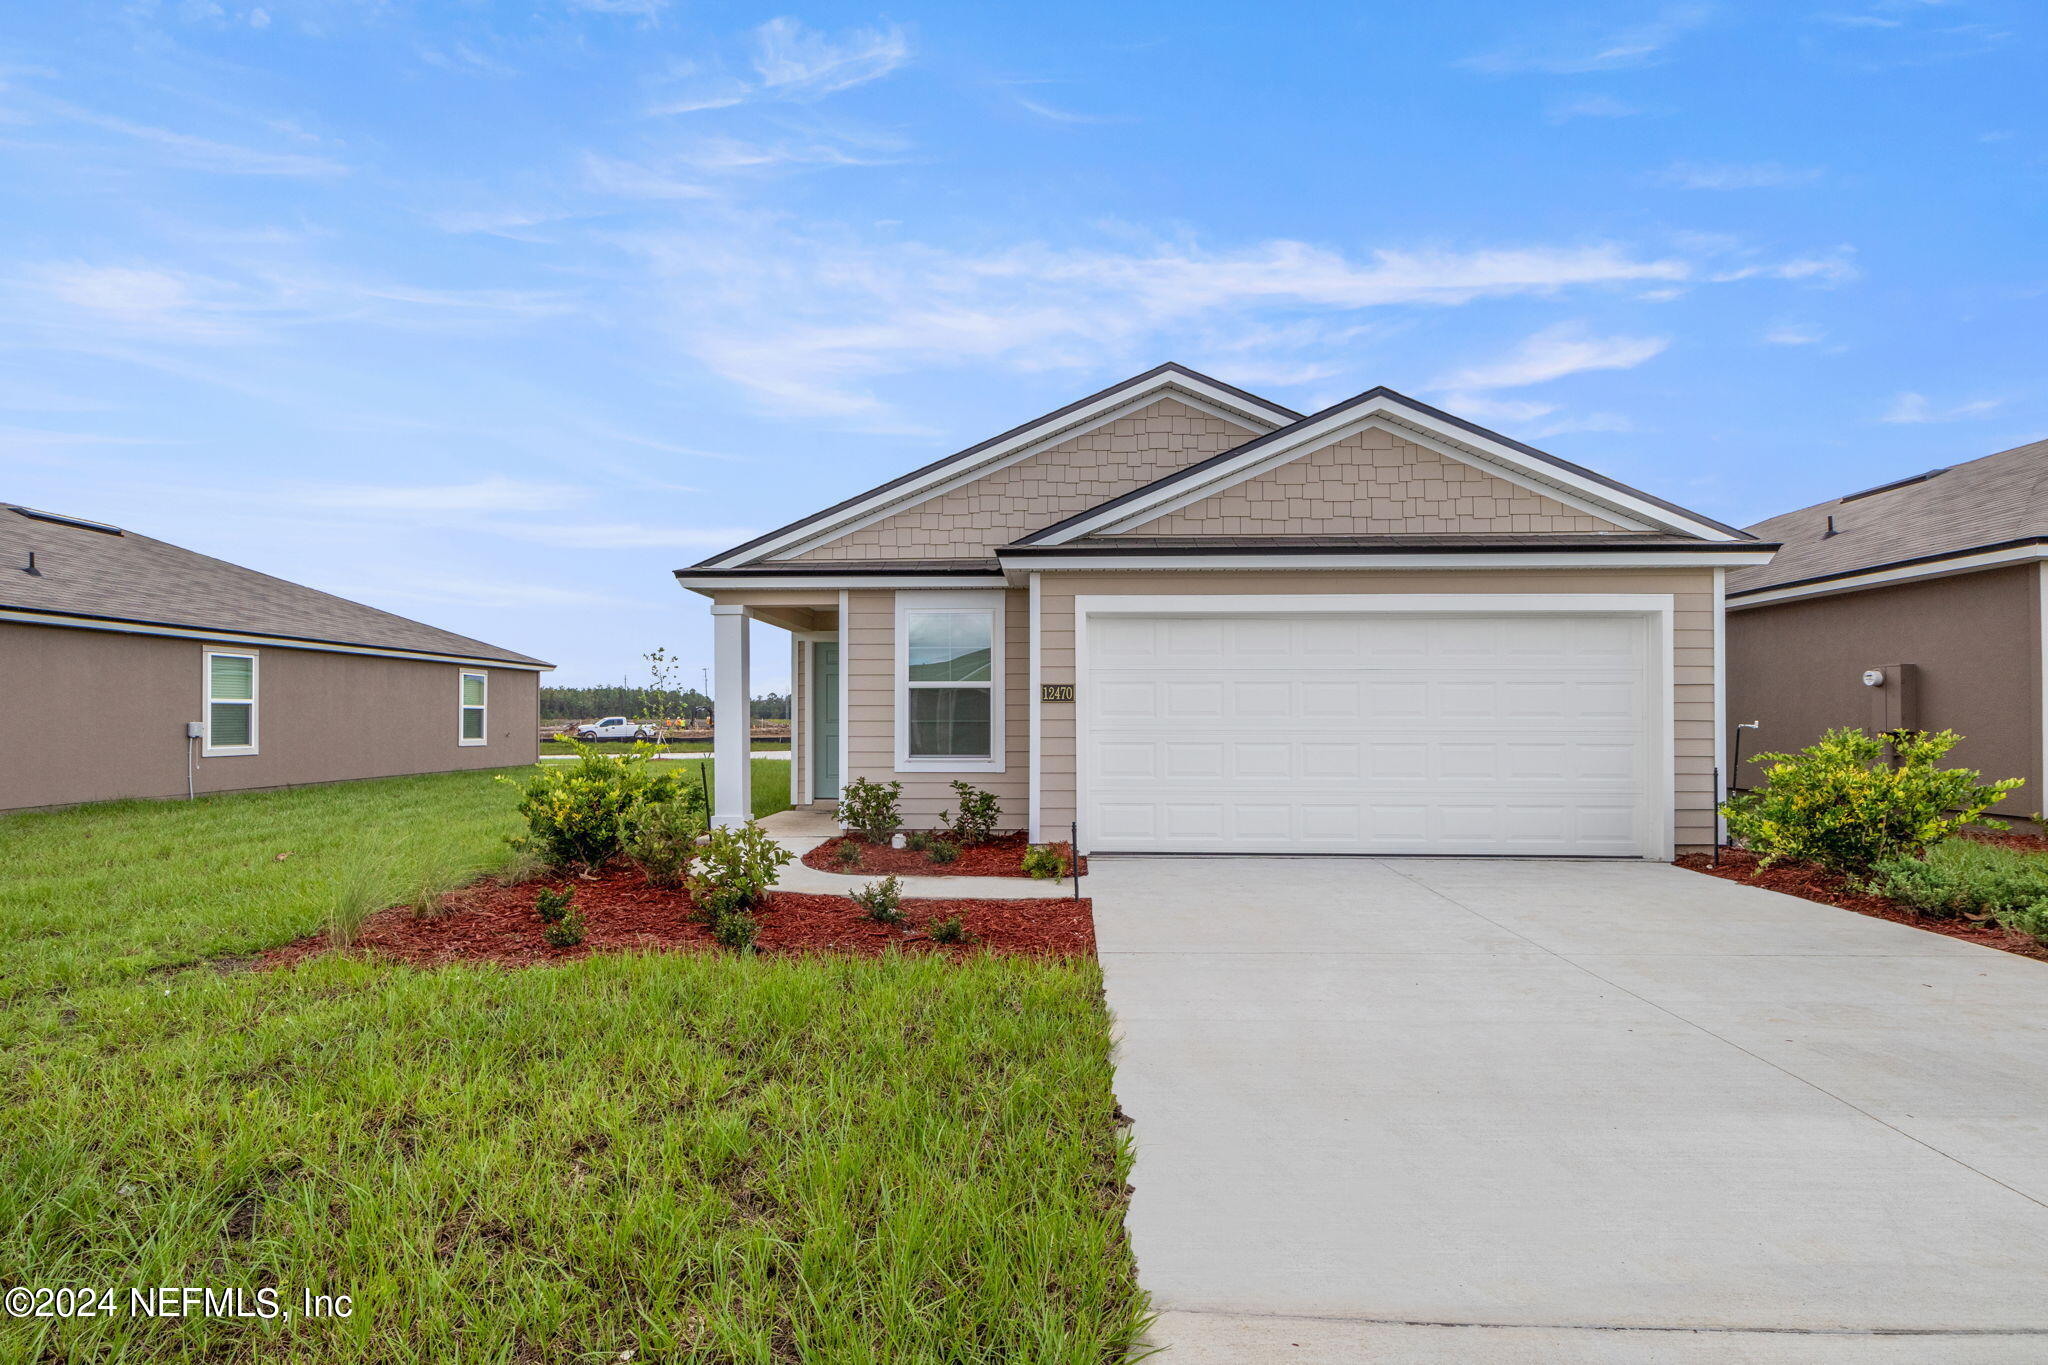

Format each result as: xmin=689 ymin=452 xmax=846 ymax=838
xmin=1084 ymin=611 xmax=1659 ymax=857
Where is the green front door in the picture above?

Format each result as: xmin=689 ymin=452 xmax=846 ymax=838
xmin=813 ymin=642 xmax=840 ymax=801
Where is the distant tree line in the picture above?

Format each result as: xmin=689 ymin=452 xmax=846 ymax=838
xmin=541 ymin=687 xmax=789 ymax=722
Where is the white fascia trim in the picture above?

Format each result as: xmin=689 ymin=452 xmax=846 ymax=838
xmin=1039 ymin=394 xmax=1739 ymax=544
xmin=765 ymin=388 xmax=1281 ymax=563
xmin=2 ymin=608 xmax=549 ymax=671
xmin=1069 ymin=592 xmax=1678 ymax=861
xmin=698 ymin=376 xmax=1294 ymax=569
xmin=1004 ymin=551 xmax=1774 ymax=577
xmin=679 ymin=575 xmax=1008 ymax=592
xmin=1726 ymin=544 xmax=2048 ymax=610
xmin=893 ymin=589 xmax=1006 ymax=775
xmin=1712 ymin=567 xmax=1726 ymax=844
xmin=1099 ymin=412 xmax=1652 ymax=534
xmin=1027 ymin=571 xmax=1042 ymax=842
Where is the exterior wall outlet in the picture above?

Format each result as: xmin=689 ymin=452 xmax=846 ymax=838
xmin=185 ymin=720 xmax=205 ymax=738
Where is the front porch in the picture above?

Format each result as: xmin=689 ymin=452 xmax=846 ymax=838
xmin=705 ymin=592 xmax=841 ymax=828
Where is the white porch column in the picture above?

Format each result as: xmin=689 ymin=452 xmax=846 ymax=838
xmin=711 ymin=604 xmax=752 ymax=827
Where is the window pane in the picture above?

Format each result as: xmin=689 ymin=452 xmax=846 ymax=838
xmin=461 ymin=707 xmax=485 ymax=740
xmin=906 ymin=611 xmax=992 ymax=682
xmin=461 ymin=674 xmax=485 ymax=706
xmin=209 ymin=654 xmax=254 ymax=701
xmin=908 ymin=687 xmax=991 ymax=758
xmin=210 ymin=701 xmax=252 ymax=747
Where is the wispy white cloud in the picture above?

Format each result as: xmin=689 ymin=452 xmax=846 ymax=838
xmin=1763 ymin=324 xmax=1825 ymax=345
xmin=1015 ymin=96 xmax=1112 ymax=125
xmin=1882 ymin=391 xmax=2003 ymax=424
xmin=1658 ymin=160 xmax=1823 ymax=190
xmin=1462 ymin=5 xmax=1713 ymax=74
xmin=751 ymin=17 xmax=909 ymax=98
xmin=485 ymin=521 xmax=758 ymax=549
xmin=581 ymin=153 xmax=715 ymax=200
xmin=1434 ymin=323 xmax=1670 ymax=391
xmin=1546 ymin=94 xmax=1646 ymax=122
xmin=37 ymin=98 xmax=346 ymax=176
xmin=563 ymin=0 xmax=669 ymax=16
xmin=308 ymin=477 xmax=585 ymax=514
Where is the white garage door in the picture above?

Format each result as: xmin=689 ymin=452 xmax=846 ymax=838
xmin=1082 ymin=611 xmax=1660 ymax=857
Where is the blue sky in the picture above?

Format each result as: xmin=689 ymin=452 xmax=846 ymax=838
xmin=2 ymin=0 xmax=2041 ymax=688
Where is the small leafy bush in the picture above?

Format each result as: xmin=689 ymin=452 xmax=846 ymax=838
xmin=927 ymin=840 xmax=960 ymax=866
xmin=852 ymin=875 xmax=905 ymax=925
xmin=1995 ymin=901 xmax=2048 ymax=949
xmin=905 ymin=830 xmax=935 ymax=854
xmin=926 ymin=915 xmax=970 ymax=945
xmin=1864 ymin=840 xmax=2048 ymax=920
xmin=942 ymin=781 xmax=1002 ymax=846
xmin=534 ymin=887 xmax=574 ymax=924
xmin=709 ymin=907 xmax=757 ymax=952
xmin=1020 ymin=843 xmax=1067 ymax=880
xmin=688 ymin=821 xmax=792 ymax=922
xmin=542 ymin=907 xmax=586 ymax=948
xmin=1721 ymin=728 xmax=2023 ymax=874
xmin=621 ymin=794 xmax=706 ymax=889
xmin=838 ymin=776 xmax=903 ymax=844
xmin=833 ymin=838 xmax=862 ymax=869
xmin=501 ymin=738 xmax=685 ymax=869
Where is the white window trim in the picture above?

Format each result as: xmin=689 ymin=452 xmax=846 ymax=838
xmin=459 ymin=669 xmax=488 ymax=746
xmin=894 ymin=590 xmax=1006 ymax=774
xmin=202 ymin=648 xmax=259 ymax=757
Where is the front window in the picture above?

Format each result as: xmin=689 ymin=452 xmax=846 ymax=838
xmin=896 ymin=594 xmax=1003 ymax=772
xmin=204 ymin=650 xmax=258 ymax=755
xmin=459 ymin=671 xmax=488 ymax=745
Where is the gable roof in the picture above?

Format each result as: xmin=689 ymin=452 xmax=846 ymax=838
xmin=1 ymin=504 xmax=549 ymax=667
xmin=1016 ymin=386 xmax=1750 ymax=545
xmin=1728 ymin=437 xmax=2048 ymax=598
xmin=691 ymin=363 xmax=1300 ymax=569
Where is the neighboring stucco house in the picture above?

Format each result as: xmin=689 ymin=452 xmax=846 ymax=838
xmin=1727 ymin=437 xmax=2048 ymax=803
xmin=677 ymin=364 xmax=1775 ymax=859
xmin=1 ymin=503 xmax=548 ymax=813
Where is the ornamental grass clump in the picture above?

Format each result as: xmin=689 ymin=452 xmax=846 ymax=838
xmin=1722 ymin=727 xmax=2022 ymax=875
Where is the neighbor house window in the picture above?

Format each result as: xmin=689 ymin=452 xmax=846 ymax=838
xmin=459 ymin=671 xmax=488 ymax=745
xmin=204 ymin=650 xmax=258 ymax=756
xmin=895 ymin=592 xmax=1003 ymax=772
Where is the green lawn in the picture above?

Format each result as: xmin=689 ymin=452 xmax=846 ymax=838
xmin=0 ymin=768 xmax=1141 ymax=1363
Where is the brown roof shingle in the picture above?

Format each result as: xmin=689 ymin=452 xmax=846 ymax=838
xmin=1729 ymin=437 xmax=2048 ymax=595
xmin=1 ymin=505 xmax=548 ymax=666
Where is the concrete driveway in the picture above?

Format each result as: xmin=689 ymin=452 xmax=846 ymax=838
xmin=1093 ymin=857 xmax=2048 ymax=1363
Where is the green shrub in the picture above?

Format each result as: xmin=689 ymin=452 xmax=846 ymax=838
xmin=1995 ymin=900 xmax=2048 ymax=949
xmin=709 ymin=906 xmax=757 ymax=952
xmin=500 ymin=739 xmax=685 ymax=869
xmin=621 ymin=794 xmax=705 ymax=889
xmin=942 ymin=781 xmax=1002 ymax=846
xmin=1865 ymin=839 xmax=2048 ymax=919
xmin=905 ymin=830 xmax=935 ymax=854
xmin=852 ymin=875 xmax=905 ymax=925
xmin=833 ymin=838 xmax=862 ymax=868
xmin=927 ymin=840 xmax=960 ymax=866
xmin=1020 ymin=843 xmax=1067 ymax=880
xmin=838 ymin=776 xmax=903 ymax=844
xmin=926 ymin=915 xmax=970 ymax=945
xmin=688 ymin=821 xmax=792 ymax=923
xmin=1721 ymin=728 xmax=2023 ymax=874
xmin=542 ymin=907 xmax=586 ymax=948
xmin=534 ymin=887 xmax=574 ymax=924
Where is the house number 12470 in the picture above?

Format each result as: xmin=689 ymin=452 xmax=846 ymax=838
xmin=1040 ymin=684 xmax=1075 ymax=703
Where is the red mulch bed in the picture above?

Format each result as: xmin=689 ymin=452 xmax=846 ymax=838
xmin=1674 ymin=849 xmax=2048 ymax=962
xmin=257 ymin=867 xmax=1093 ymax=970
xmin=802 ymin=832 xmax=1086 ymax=880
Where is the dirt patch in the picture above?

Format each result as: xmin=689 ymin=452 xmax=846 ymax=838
xmin=803 ymin=832 xmax=1086 ymax=880
xmin=1675 ymin=849 xmax=2048 ymax=963
xmin=257 ymin=867 xmax=1093 ymax=970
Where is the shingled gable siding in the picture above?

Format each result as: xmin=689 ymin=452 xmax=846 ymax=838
xmin=1032 ymin=568 xmax=1721 ymax=854
xmin=843 ymin=588 xmax=1032 ymax=828
xmin=1118 ymin=428 xmax=1622 ymax=537
xmin=785 ymin=397 xmax=1263 ymax=562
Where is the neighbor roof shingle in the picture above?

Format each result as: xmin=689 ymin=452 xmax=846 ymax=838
xmin=1729 ymin=437 xmax=2048 ymax=596
xmin=1 ymin=506 xmax=547 ymax=666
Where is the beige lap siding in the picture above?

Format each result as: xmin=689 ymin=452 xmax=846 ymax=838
xmin=843 ymin=588 xmax=1032 ymax=829
xmin=1032 ymin=569 xmax=1720 ymax=855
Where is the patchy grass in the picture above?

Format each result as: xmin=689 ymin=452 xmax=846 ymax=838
xmin=0 ymin=761 xmax=791 ymax=1000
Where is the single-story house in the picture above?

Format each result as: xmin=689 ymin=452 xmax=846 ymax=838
xmin=677 ymin=364 xmax=1776 ymax=859
xmin=0 ymin=503 xmax=548 ymax=813
xmin=1727 ymin=437 xmax=2048 ymax=803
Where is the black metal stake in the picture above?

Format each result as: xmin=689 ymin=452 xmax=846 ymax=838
xmin=1071 ymin=820 xmax=1081 ymax=901
xmin=1712 ymin=765 xmax=1722 ymax=867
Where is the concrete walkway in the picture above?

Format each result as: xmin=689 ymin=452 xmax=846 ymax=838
xmin=1093 ymin=856 xmax=2048 ymax=1363
xmin=756 ymin=807 xmax=1076 ymax=900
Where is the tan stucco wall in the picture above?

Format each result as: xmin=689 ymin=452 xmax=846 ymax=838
xmin=0 ymin=621 xmax=540 ymax=812
xmin=842 ymin=587 xmax=1032 ymax=828
xmin=787 ymin=397 xmax=1262 ymax=561
xmin=1122 ymin=428 xmax=1619 ymax=536
xmin=1032 ymin=568 xmax=1721 ymax=853
xmin=1726 ymin=565 xmax=2041 ymax=807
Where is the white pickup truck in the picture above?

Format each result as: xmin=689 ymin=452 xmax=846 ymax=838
xmin=573 ymin=716 xmax=658 ymax=741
